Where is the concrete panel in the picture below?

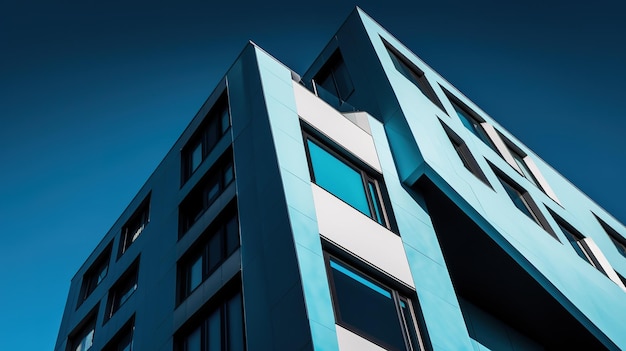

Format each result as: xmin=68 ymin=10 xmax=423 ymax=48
xmin=335 ymin=325 xmax=385 ymax=351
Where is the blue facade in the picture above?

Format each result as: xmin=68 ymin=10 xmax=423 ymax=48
xmin=56 ymin=8 xmax=626 ymax=351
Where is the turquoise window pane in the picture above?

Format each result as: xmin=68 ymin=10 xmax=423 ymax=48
xmin=368 ymin=181 xmax=384 ymax=225
xmin=307 ymin=140 xmax=371 ymax=217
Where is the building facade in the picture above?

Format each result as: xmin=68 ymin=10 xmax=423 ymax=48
xmin=55 ymin=8 xmax=626 ymax=351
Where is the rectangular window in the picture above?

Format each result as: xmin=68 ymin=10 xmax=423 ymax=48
xmin=383 ymin=41 xmax=444 ymax=111
xmin=304 ymin=133 xmax=393 ymax=230
xmin=325 ymin=254 xmax=426 ymax=351
xmin=595 ymin=215 xmax=626 ymax=259
xmin=314 ymin=50 xmax=355 ymax=105
xmin=119 ymin=194 xmax=150 ymax=257
xmin=78 ymin=243 xmax=112 ymax=306
xmin=106 ymin=260 xmax=139 ymax=320
xmin=495 ymin=172 xmax=556 ymax=237
xmin=68 ymin=306 xmax=98 ymax=351
xmin=102 ymin=316 xmax=134 ymax=351
xmin=178 ymin=208 xmax=239 ymax=302
xmin=440 ymin=122 xmax=490 ymax=186
xmin=555 ymin=217 xmax=607 ymax=274
xmin=442 ymin=90 xmax=496 ymax=152
xmin=177 ymin=290 xmax=245 ymax=351
xmin=182 ymin=94 xmax=231 ymax=183
xmin=180 ymin=152 xmax=235 ymax=235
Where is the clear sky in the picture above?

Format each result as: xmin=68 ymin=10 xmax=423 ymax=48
xmin=1 ymin=1 xmax=625 ymax=349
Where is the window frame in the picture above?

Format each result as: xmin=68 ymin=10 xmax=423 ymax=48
xmin=442 ymin=89 xmax=496 ymax=150
xmin=119 ymin=194 xmax=151 ymax=258
xmin=106 ymin=259 xmax=139 ymax=321
xmin=554 ymin=216 xmax=607 ymax=274
xmin=179 ymin=151 xmax=235 ymax=236
xmin=177 ymin=205 xmax=240 ymax=303
xmin=383 ymin=39 xmax=444 ymax=111
xmin=102 ymin=316 xmax=135 ymax=351
xmin=313 ymin=49 xmax=355 ymax=104
xmin=494 ymin=169 xmax=557 ymax=238
xmin=302 ymin=130 xmax=395 ymax=231
xmin=323 ymin=252 xmax=428 ymax=351
xmin=67 ymin=305 xmax=99 ymax=351
xmin=182 ymin=93 xmax=231 ymax=185
xmin=78 ymin=243 xmax=112 ymax=307
xmin=594 ymin=214 xmax=626 ymax=259
xmin=439 ymin=121 xmax=491 ymax=187
xmin=175 ymin=282 xmax=245 ymax=351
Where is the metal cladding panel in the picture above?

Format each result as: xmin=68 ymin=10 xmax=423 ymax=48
xmin=254 ymin=47 xmax=340 ymax=351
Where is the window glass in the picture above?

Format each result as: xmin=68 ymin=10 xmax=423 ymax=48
xmin=307 ymin=139 xmax=371 ymax=217
xmin=191 ymin=142 xmax=203 ymax=173
xmin=330 ymin=259 xmax=406 ymax=350
xmin=189 ymin=255 xmax=203 ymax=292
xmin=74 ymin=328 xmax=94 ymax=351
xmin=208 ymin=233 xmax=222 ymax=273
xmin=368 ymin=181 xmax=384 ymax=225
xmin=186 ymin=326 xmax=201 ymax=351
xmin=500 ymin=180 xmax=537 ymax=222
xmin=227 ymin=292 xmax=244 ymax=351
xmin=558 ymin=223 xmax=591 ymax=263
xmin=225 ymin=216 xmax=239 ymax=256
xmin=452 ymin=104 xmax=494 ymax=149
xmin=220 ymin=107 xmax=230 ymax=135
xmin=315 ymin=51 xmax=354 ymax=102
xmin=207 ymin=310 xmax=221 ymax=351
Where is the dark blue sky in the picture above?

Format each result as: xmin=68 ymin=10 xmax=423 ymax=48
xmin=1 ymin=1 xmax=625 ymax=349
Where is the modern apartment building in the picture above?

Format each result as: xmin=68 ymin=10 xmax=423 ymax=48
xmin=55 ymin=8 xmax=626 ymax=351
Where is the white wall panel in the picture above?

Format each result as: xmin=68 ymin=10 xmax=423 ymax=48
xmin=336 ymin=325 xmax=386 ymax=351
xmin=312 ymin=184 xmax=415 ymax=287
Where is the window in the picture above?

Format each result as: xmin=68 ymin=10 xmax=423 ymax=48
xmin=440 ymin=122 xmax=490 ymax=186
xmin=595 ymin=215 xmax=626 ymax=259
xmin=103 ymin=317 xmax=134 ymax=351
xmin=384 ymin=40 xmax=444 ymax=110
xmin=119 ymin=195 xmax=150 ymax=257
xmin=496 ymin=172 xmax=555 ymax=237
xmin=325 ymin=254 xmax=426 ymax=351
xmin=555 ymin=218 xmax=606 ymax=274
xmin=78 ymin=244 xmax=112 ymax=306
xmin=106 ymin=260 xmax=139 ymax=320
xmin=177 ymin=290 xmax=245 ymax=351
xmin=182 ymin=94 xmax=231 ymax=183
xmin=441 ymin=91 xmax=496 ymax=151
xmin=178 ymin=208 xmax=239 ymax=302
xmin=180 ymin=152 xmax=235 ymax=235
xmin=304 ymin=133 xmax=393 ymax=229
xmin=68 ymin=306 xmax=98 ymax=351
xmin=314 ymin=50 xmax=354 ymax=105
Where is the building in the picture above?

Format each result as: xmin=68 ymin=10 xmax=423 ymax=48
xmin=55 ymin=8 xmax=626 ymax=351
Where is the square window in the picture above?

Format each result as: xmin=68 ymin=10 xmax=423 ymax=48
xmin=179 ymin=152 xmax=235 ymax=235
xmin=495 ymin=171 xmax=556 ymax=238
xmin=102 ymin=316 xmax=134 ymax=351
xmin=314 ymin=50 xmax=355 ymax=106
xmin=78 ymin=243 xmax=112 ymax=306
xmin=106 ymin=260 xmax=139 ymax=320
xmin=119 ymin=195 xmax=150 ymax=257
xmin=303 ymin=132 xmax=394 ymax=230
xmin=440 ymin=122 xmax=490 ymax=186
xmin=325 ymin=254 xmax=427 ymax=351
xmin=383 ymin=40 xmax=444 ymax=111
xmin=176 ymin=289 xmax=244 ymax=351
xmin=68 ymin=306 xmax=98 ymax=351
xmin=182 ymin=94 xmax=231 ymax=184
xmin=594 ymin=215 xmax=626 ymax=259
xmin=178 ymin=208 xmax=239 ymax=303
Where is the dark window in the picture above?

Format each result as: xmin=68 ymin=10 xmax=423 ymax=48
xmin=496 ymin=172 xmax=556 ymax=237
xmin=177 ymin=290 xmax=245 ymax=351
xmin=441 ymin=91 xmax=496 ymax=151
xmin=68 ymin=306 xmax=98 ymax=351
xmin=304 ymin=133 xmax=393 ymax=230
xmin=103 ymin=317 xmax=134 ymax=351
xmin=594 ymin=215 xmax=626 ymax=259
xmin=440 ymin=122 xmax=490 ymax=186
xmin=497 ymin=133 xmax=545 ymax=191
xmin=617 ymin=272 xmax=626 ymax=287
xmin=106 ymin=260 xmax=139 ymax=320
xmin=182 ymin=94 xmax=231 ymax=183
xmin=119 ymin=195 xmax=150 ymax=257
xmin=314 ymin=50 xmax=354 ymax=105
xmin=384 ymin=41 xmax=444 ymax=110
xmin=180 ymin=152 xmax=235 ymax=235
xmin=178 ymin=208 xmax=239 ymax=302
xmin=78 ymin=244 xmax=112 ymax=306
xmin=555 ymin=218 xmax=606 ymax=275
xmin=325 ymin=255 xmax=426 ymax=351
